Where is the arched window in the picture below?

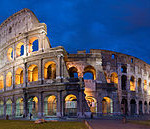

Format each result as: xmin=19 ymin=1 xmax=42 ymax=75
xmin=29 ymin=37 xmax=38 ymax=53
xmin=6 ymin=99 xmax=12 ymax=116
xmin=144 ymin=80 xmax=147 ymax=92
xmin=121 ymin=65 xmax=127 ymax=73
xmin=137 ymin=78 xmax=141 ymax=92
xmin=15 ymin=68 xmax=23 ymax=85
xmin=28 ymin=65 xmax=38 ymax=82
xmin=44 ymin=61 xmax=56 ymax=79
xmin=6 ymin=72 xmax=12 ymax=87
xmin=86 ymin=97 xmax=97 ymax=113
xmin=16 ymin=42 xmax=24 ymax=57
xmin=130 ymin=76 xmax=135 ymax=91
xmin=102 ymin=97 xmax=113 ymax=114
xmin=121 ymin=75 xmax=127 ymax=90
xmin=16 ymin=98 xmax=23 ymax=117
xmin=7 ymin=48 xmax=13 ymax=61
xmin=0 ymin=76 xmax=4 ymax=90
xmin=83 ymin=65 xmax=96 ymax=80
xmin=110 ymin=72 xmax=118 ymax=84
xmin=68 ymin=67 xmax=78 ymax=78
xmin=44 ymin=95 xmax=57 ymax=116
xmin=65 ymin=94 xmax=77 ymax=116
xmin=28 ymin=97 xmax=38 ymax=116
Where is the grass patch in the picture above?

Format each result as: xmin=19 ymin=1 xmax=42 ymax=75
xmin=128 ymin=120 xmax=150 ymax=126
xmin=0 ymin=120 xmax=88 ymax=129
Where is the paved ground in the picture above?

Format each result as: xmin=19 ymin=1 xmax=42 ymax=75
xmin=88 ymin=120 xmax=150 ymax=129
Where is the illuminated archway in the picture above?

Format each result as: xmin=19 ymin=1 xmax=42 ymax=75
xmin=130 ymin=76 xmax=135 ymax=91
xmin=44 ymin=61 xmax=56 ymax=79
xmin=102 ymin=97 xmax=113 ymax=114
xmin=86 ymin=96 xmax=97 ymax=113
xmin=29 ymin=37 xmax=39 ymax=53
xmin=28 ymin=97 xmax=38 ymax=116
xmin=65 ymin=94 xmax=77 ymax=116
xmin=16 ymin=42 xmax=24 ymax=57
xmin=0 ymin=101 xmax=4 ymax=116
xmin=0 ymin=76 xmax=4 ymax=90
xmin=6 ymin=72 xmax=12 ymax=87
xmin=144 ymin=80 xmax=147 ymax=92
xmin=68 ymin=67 xmax=78 ymax=78
xmin=7 ymin=48 xmax=13 ymax=61
xmin=110 ymin=72 xmax=118 ymax=84
xmin=6 ymin=99 xmax=12 ymax=116
xmin=15 ymin=68 xmax=23 ymax=85
xmin=16 ymin=98 xmax=23 ymax=117
xmin=83 ymin=65 xmax=96 ymax=80
xmin=44 ymin=95 xmax=57 ymax=116
xmin=28 ymin=65 xmax=38 ymax=82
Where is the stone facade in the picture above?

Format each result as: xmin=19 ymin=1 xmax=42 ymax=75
xmin=0 ymin=8 xmax=149 ymax=119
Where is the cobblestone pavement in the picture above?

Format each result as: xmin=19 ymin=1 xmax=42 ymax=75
xmin=88 ymin=120 xmax=150 ymax=129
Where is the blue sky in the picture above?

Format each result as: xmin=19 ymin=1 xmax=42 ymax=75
xmin=0 ymin=0 xmax=150 ymax=63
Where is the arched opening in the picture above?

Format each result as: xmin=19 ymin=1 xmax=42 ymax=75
xmin=144 ymin=80 xmax=147 ymax=92
xmin=16 ymin=98 xmax=23 ymax=117
xmin=44 ymin=61 xmax=56 ymax=79
xmin=29 ymin=37 xmax=38 ymax=53
xmin=110 ymin=72 xmax=118 ymax=84
xmin=0 ymin=101 xmax=4 ymax=116
xmin=83 ymin=65 xmax=96 ymax=80
xmin=121 ymin=65 xmax=127 ymax=73
xmin=139 ymin=101 xmax=143 ymax=115
xmin=28 ymin=65 xmax=38 ymax=82
xmin=121 ymin=75 xmax=127 ymax=90
xmin=121 ymin=98 xmax=128 ymax=115
xmin=7 ymin=48 xmax=13 ymax=61
xmin=15 ymin=68 xmax=23 ymax=85
xmin=86 ymin=96 xmax=97 ymax=113
xmin=27 ymin=97 xmax=38 ymax=116
xmin=102 ymin=97 xmax=113 ymax=114
xmin=6 ymin=72 xmax=12 ymax=87
xmin=65 ymin=94 xmax=77 ymax=117
xmin=144 ymin=101 xmax=147 ymax=114
xmin=137 ymin=78 xmax=142 ymax=92
xmin=130 ymin=76 xmax=135 ymax=91
xmin=6 ymin=99 xmax=12 ymax=116
xmin=16 ymin=42 xmax=24 ymax=57
xmin=44 ymin=95 xmax=57 ymax=116
xmin=68 ymin=67 xmax=78 ymax=78
xmin=0 ymin=76 xmax=4 ymax=90
xmin=130 ymin=99 xmax=136 ymax=115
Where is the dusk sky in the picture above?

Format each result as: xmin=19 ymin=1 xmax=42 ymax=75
xmin=0 ymin=0 xmax=150 ymax=63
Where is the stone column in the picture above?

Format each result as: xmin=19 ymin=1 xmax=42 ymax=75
xmin=23 ymin=92 xmax=27 ymax=117
xmin=24 ymin=63 xmax=27 ymax=87
xmin=12 ymin=96 xmax=15 ymax=118
xmin=38 ymin=92 xmax=43 ymax=118
xmin=57 ymin=91 xmax=62 ymax=117
xmin=4 ymin=98 xmax=6 ymax=118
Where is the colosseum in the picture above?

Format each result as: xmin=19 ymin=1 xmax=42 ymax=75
xmin=0 ymin=8 xmax=149 ymax=119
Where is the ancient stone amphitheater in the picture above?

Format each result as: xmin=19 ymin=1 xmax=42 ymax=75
xmin=0 ymin=8 xmax=149 ymax=119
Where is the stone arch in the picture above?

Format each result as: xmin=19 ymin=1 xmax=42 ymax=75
xmin=83 ymin=65 xmax=96 ymax=80
xmin=102 ymin=97 xmax=113 ymax=114
xmin=16 ymin=98 xmax=23 ymax=117
xmin=110 ymin=72 xmax=118 ymax=84
xmin=139 ymin=101 xmax=143 ymax=115
xmin=16 ymin=42 xmax=24 ymax=57
xmin=137 ymin=78 xmax=142 ymax=92
xmin=68 ymin=67 xmax=78 ymax=78
xmin=121 ymin=98 xmax=128 ymax=115
xmin=29 ymin=37 xmax=39 ymax=53
xmin=144 ymin=80 xmax=147 ymax=92
xmin=85 ymin=96 xmax=97 ymax=113
xmin=0 ymin=76 xmax=4 ymax=90
xmin=64 ymin=94 xmax=77 ymax=117
xmin=130 ymin=99 xmax=136 ymax=115
xmin=44 ymin=95 xmax=57 ymax=116
xmin=28 ymin=64 xmax=38 ymax=82
xmin=130 ymin=76 xmax=135 ymax=91
xmin=6 ymin=72 xmax=12 ymax=87
xmin=121 ymin=75 xmax=127 ymax=90
xmin=6 ymin=99 xmax=12 ymax=116
xmin=27 ymin=96 xmax=38 ymax=116
xmin=121 ymin=65 xmax=127 ymax=73
xmin=0 ymin=101 xmax=4 ymax=116
xmin=144 ymin=101 xmax=148 ymax=114
xmin=7 ymin=48 xmax=13 ymax=61
xmin=15 ymin=68 xmax=23 ymax=85
xmin=44 ymin=61 xmax=56 ymax=79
